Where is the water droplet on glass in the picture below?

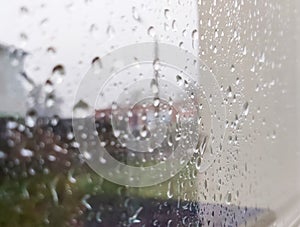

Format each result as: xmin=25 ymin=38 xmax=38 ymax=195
xmin=171 ymin=20 xmax=177 ymax=31
xmin=52 ymin=65 xmax=65 ymax=84
xmin=259 ymin=52 xmax=265 ymax=63
xmin=195 ymin=155 xmax=202 ymax=170
xmin=153 ymin=59 xmax=160 ymax=71
xmin=44 ymin=80 xmax=53 ymax=94
xmin=140 ymin=125 xmax=149 ymax=138
xmin=112 ymin=102 xmax=118 ymax=110
xmin=20 ymin=6 xmax=29 ymax=15
xmin=20 ymin=32 xmax=28 ymax=44
xmin=227 ymin=86 xmax=233 ymax=98
xmin=73 ymin=100 xmax=90 ymax=118
xmin=20 ymin=148 xmax=33 ymax=157
xmin=167 ymin=181 xmax=174 ymax=199
xmin=153 ymin=97 xmax=160 ymax=107
xmin=45 ymin=94 xmax=55 ymax=108
xmin=150 ymin=79 xmax=159 ymax=94
xmin=192 ymin=29 xmax=198 ymax=40
xmin=176 ymin=75 xmax=184 ymax=86
xmin=114 ymin=129 xmax=121 ymax=138
xmin=230 ymin=64 xmax=235 ymax=72
xmin=225 ymin=191 xmax=232 ymax=204
xmin=132 ymin=7 xmax=141 ymax=21
xmin=81 ymin=195 xmax=92 ymax=210
xmin=167 ymin=132 xmax=173 ymax=147
xmin=25 ymin=109 xmax=37 ymax=127
xmin=147 ymin=26 xmax=156 ymax=37
xmin=47 ymin=46 xmax=56 ymax=55
xmin=242 ymin=46 xmax=247 ymax=55
xmin=106 ymin=25 xmax=115 ymax=39
xmin=92 ymin=56 xmax=102 ymax=73
xmin=242 ymin=102 xmax=249 ymax=116
xmin=164 ymin=9 xmax=170 ymax=19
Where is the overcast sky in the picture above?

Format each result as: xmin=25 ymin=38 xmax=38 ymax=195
xmin=0 ymin=0 xmax=199 ymax=117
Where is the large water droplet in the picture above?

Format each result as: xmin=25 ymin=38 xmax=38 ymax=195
xmin=25 ymin=109 xmax=37 ymax=127
xmin=45 ymin=94 xmax=55 ymax=108
xmin=52 ymin=65 xmax=65 ymax=84
xmin=73 ymin=100 xmax=90 ymax=118
xmin=176 ymin=75 xmax=184 ymax=86
xmin=20 ymin=148 xmax=33 ymax=157
xmin=164 ymin=9 xmax=170 ymax=19
xmin=140 ymin=125 xmax=150 ymax=138
xmin=225 ymin=191 xmax=232 ymax=204
xmin=106 ymin=25 xmax=115 ymax=39
xmin=153 ymin=59 xmax=160 ymax=71
xmin=153 ymin=97 xmax=160 ymax=107
xmin=167 ymin=181 xmax=174 ymax=199
xmin=192 ymin=29 xmax=198 ymax=40
xmin=92 ymin=57 xmax=102 ymax=73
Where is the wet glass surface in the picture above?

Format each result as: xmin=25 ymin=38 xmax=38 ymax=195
xmin=0 ymin=0 xmax=300 ymax=226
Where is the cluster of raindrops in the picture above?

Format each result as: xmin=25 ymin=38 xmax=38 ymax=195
xmin=0 ymin=0 xmax=294 ymax=226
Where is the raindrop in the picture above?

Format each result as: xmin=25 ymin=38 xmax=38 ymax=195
xmin=0 ymin=151 xmax=6 ymax=159
xmin=20 ymin=148 xmax=33 ymax=157
xmin=114 ymin=129 xmax=121 ymax=138
xmin=90 ymin=24 xmax=100 ymax=38
xmin=99 ymin=156 xmax=107 ymax=164
xmin=171 ymin=20 xmax=177 ymax=31
xmin=112 ymin=102 xmax=118 ymax=110
xmin=73 ymin=100 xmax=91 ymax=118
xmin=81 ymin=195 xmax=92 ymax=210
xmin=20 ymin=6 xmax=29 ymax=15
xmin=96 ymin=211 xmax=102 ymax=223
xmin=52 ymin=65 xmax=65 ymax=84
xmin=176 ymin=75 xmax=184 ymax=86
xmin=150 ymin=79 xmax=159 ymax=94
xmin=227 ymin=86 xmax=233 ymax=98
xmin=128 ymin=207 xmax=143 ymax=224
xmin=242 ymin=46 xmax=247 ymax=55
xmin=45 ymin=80 xmax=54 ymax=93
xmin=167 ymin=132 xmax=173 ymax=147
xmin=175 ymin=133 xmax=181 ymax=142
xmin=168 ymin=97 xmax=173 ymax=105
xmin=20 ymin=32 xmax=28 ymax=43
xmin=47 ymin=47 xmax=56 ymax=55
xmin=132 ymin=7 xmax=141 ymax=21
xmin=147 ymin=26 xmax=156 ymax=37
xmin=153 ymin=59 xmax=160 ymax=71
xmin=192 ymin=30 xmax=198 ymax=48
xmin=259 ymin=52 xmax=265 ymax=63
